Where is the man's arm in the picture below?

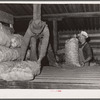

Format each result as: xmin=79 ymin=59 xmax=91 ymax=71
xmin=84 ymin=44 xmax=93 ymax=63
xmin=84 ymin=56 xmax=92 ymax=63
xmin=21 ymin=27 xmax=33 ymax=60
xmin=37 ymin=25 xmax=50 ymax=64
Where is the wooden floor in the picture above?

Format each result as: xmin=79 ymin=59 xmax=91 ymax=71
xmin=0 ymin=65 xmax=100 ymax=89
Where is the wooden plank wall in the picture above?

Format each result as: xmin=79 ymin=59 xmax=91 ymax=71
xmin=58 ymin=29 xmax=100 ymax=60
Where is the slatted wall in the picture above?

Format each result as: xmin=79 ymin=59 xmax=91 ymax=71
xmin=58 ymin=29 xmax=100 ymax=60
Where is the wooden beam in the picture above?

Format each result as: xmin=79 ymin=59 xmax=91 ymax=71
xmin=43 ymin=11 xmax=100 ymax=18
xmin=0 ymin=10 xmax=13 ymax=24
xmin=47 ymin=18 xmax=62 ymax=21
xmin=14 ymin=15 xmax=63 ymax=21
xmin=14 ymin=15 xmax=33 ymax=19
xmin=14 ymin=11 xmax=100 ymax=20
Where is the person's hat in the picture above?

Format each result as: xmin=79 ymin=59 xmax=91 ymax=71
xmin=29 ymin=19 xmax=46 ymax=34
xmin=80 ymin=31 xmax=88 ymax=38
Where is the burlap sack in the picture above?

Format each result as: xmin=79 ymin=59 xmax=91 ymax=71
xmin=0 ymin=45 xmax=20 ymax=62
xmin=0 ymin=61 xmax=41 ymax=81
xmin=11 ymin=34 xmax=23 ymax=48
xmin=27 ymin=61 xmax=40 ymax=75
xmin=25 ymin=49 xmax=30 ymax=60
xmin=65 ymin=38 xmax=81 ymax=67
xmin=0 ymin=23 xmax=12 ymax=47
xmin=0 ymin=61 xmax=16 ymax=75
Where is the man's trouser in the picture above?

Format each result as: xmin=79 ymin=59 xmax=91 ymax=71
xmin=47 ymin=44 xmax=57 ymax=66
xmin=30 ymin=37 xmax=57 ymax=66
xmin=30 ymin=37 xmax=37 ymax=61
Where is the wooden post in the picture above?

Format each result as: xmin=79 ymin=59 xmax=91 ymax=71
xmin=53 ymin=19 xmax=58 ymax=53
xmin=33 ymin=4 xmax=41 ymax=20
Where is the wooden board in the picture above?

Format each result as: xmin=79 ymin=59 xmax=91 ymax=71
xmin=0 ymin=65 xmax=100 ymax=89
xmin=0 ymin=10 xmax=13 ymax=24
xmin=43 ymin=11 xmax=100 ymax=18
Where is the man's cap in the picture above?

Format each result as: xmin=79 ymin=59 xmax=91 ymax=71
xmin=29 ymin=19 xmax=46 ymax=34
xmin=79 ymin=31 xmax=88 ymax=38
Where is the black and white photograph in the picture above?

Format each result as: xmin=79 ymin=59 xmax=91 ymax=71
xmin=0 ymin=2 xmax=100 ymax=93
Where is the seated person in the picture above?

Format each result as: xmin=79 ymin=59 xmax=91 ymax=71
xmin=78 ymin=31 xmax=93 ymax=66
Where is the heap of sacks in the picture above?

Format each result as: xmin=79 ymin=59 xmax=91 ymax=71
xmin=0 ymin=23 xmax=40 ymax=81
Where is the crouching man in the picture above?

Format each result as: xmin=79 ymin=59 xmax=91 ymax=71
xmin=21 ymin=19 xmax=49 ymax=66
xmin=78 ymin=31 xmax=93 ymax=67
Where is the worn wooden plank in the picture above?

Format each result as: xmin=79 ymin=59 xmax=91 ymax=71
xmin=0 ymin=10 xmax=13 ymax=24
xmin=59 ymin=34 xmax=100 ymax=38
xmin=58 ymin=31 xmax=100 ymax=35
xmin=14 ymin=11 xmax=100 ymax=19
xmin=27 ymin=82 xmax=100 ymax=89
xmin=59 ymin=39 xmax=100 ymax=44
xmin=0 ymin=81 xmax=100 ymax=89
xmin=27 ymin=65 xmax=100 ymax=89
xmin=0 ymin=65 xmax=100 ymax=89
xmin=43 ymin=11 xmax=100 ymax=18
xmin=59 ymin=44 xmax=100 ymax=49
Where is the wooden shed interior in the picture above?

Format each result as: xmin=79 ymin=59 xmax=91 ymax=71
xmin=0 ymin=4 xmax=100 ymax=89
xmin=1 ymin=4 xmax=100 ymax=58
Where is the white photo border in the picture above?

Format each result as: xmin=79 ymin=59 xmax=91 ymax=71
xmin=0 ymin=1 xmax=100 ymax=99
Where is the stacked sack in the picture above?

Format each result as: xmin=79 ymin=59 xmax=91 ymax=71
xmin=0 ymin=23 xmax=12 ymax=47
xmin=65 ymin=38 xmax=81 ymax=67
xmin=0 ymin=23 xmax=20 ymax=62
xmin=0 ymin=61 xmax=40 ymax=81
xmin=11 ymin=34 xmax=23 ymax=48
xmin=0 ymin=46 xmax=20 ymax=62
xmin=0 ymin=23 xmax=41 ymax=81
